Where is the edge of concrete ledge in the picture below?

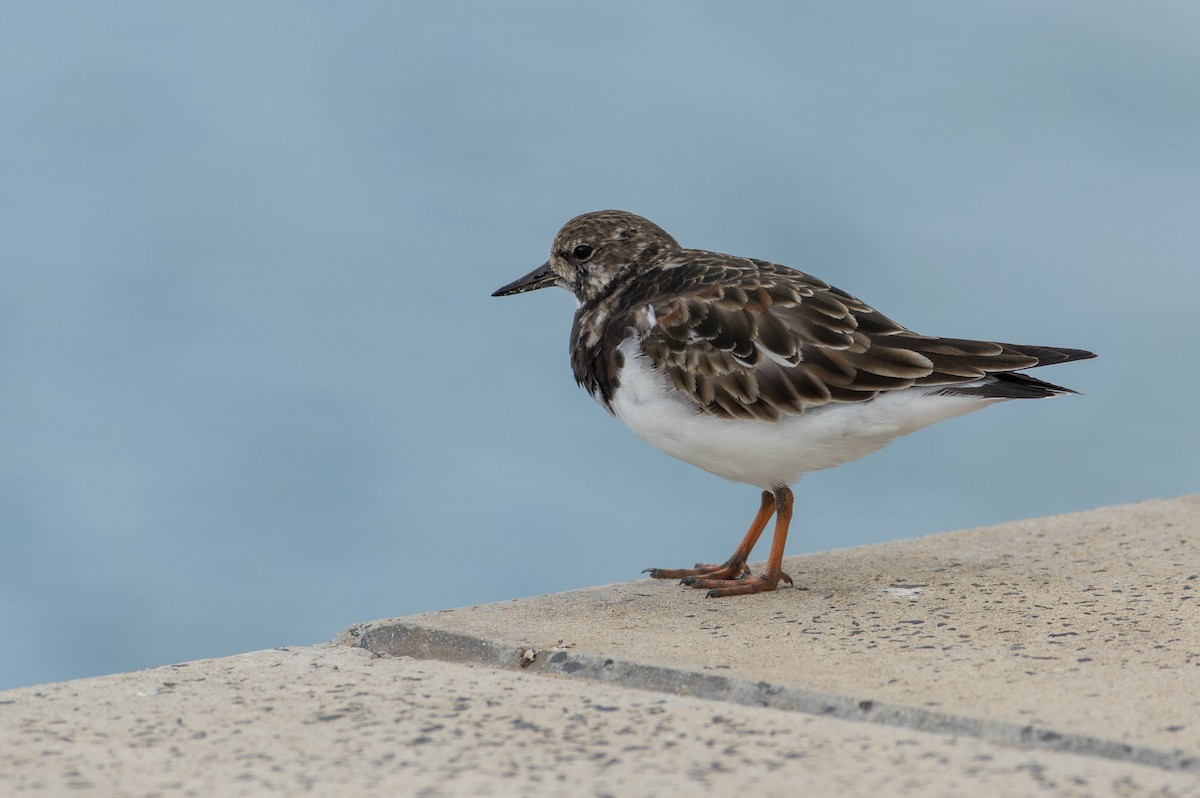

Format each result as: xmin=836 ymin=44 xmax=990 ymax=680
xmin=335 ymin=617 xmax=1199 ymax=775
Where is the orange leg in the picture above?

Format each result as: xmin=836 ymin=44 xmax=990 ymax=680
xmin=644 ymin=489 xmax=794 ymax=594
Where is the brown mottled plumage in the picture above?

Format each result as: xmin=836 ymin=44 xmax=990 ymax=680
xmin=493 ymin=210 xmax=1094 ymax=597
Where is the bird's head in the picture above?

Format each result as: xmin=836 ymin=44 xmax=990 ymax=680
xmin=492 ymin=210 xmax=679 ymax=304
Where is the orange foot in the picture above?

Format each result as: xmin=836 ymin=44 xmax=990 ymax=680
xmin=644 ymin=487 xmax=797 ymax=599
xmin=680 ymin=571 xmax=794 ymax=598
xmin=642 ymin=561 xmax=751 ymax=580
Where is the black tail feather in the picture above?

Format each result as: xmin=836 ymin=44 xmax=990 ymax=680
xmin=938 ymin=370 xmax=1079 ymax=400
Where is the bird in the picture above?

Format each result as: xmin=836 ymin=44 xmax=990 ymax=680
xmin=492 ymin=210 xmax=1095 ymax=598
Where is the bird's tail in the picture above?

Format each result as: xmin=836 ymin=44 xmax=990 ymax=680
xmin=935 ymin=343 xmax=1095 ymax=399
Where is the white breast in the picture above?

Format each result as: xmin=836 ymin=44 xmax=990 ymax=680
xmin=604 ymin=336 xmax=999 ymax=489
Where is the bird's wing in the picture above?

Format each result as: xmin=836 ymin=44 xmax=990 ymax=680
xmin=634 ymin=252 xmax=1091 ymax=421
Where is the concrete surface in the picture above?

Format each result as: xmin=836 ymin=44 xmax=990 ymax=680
xmin=1 ymin=496 xmax=1197 ymax=796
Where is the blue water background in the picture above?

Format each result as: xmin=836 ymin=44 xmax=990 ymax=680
xmin=2 ymin=2 xmax=1198 ymax=689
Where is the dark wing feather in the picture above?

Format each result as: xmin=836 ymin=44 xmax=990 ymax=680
xmin=636 ymin=252 xmax=1095 ymax=420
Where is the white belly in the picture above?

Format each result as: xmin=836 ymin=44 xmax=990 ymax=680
xmin=605 ymin=337 xmax=998 ymax=489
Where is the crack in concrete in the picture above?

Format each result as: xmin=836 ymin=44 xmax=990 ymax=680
xmin=339 ymin=620 xmax=1200 ymax=776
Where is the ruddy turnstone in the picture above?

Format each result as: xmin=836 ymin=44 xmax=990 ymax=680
xmin=492 ymin=210 xmax=1095 ymax=598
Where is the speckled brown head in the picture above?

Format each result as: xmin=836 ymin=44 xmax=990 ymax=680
xmin=492 ymin=210 xmax=680 ymax=304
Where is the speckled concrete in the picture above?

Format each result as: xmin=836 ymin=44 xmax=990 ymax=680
xmin=347 ymin=495 xmax=1200 ymax=768
xmin=1 ymin=645 xmax=1196 ymax=797
xmin=0 ymin=496 xmax=1197 ymax=796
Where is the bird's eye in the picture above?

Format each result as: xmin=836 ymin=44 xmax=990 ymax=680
xmin=572 ymin=244 xmax=594 ymax=261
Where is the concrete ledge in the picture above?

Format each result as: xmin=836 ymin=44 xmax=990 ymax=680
xmin=1 ymin=496 xmax=1197 ymax=796
xmin=341 ymin=496 xmax=1200 ymax=767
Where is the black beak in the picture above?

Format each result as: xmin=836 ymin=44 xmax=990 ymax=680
xmin=492 ymin=262 xmax=557 ymax=297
